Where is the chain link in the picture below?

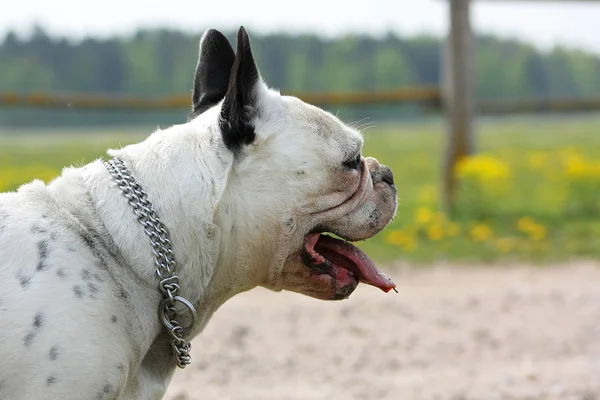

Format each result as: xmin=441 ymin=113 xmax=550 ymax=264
xmin=104 ymin=157 xmax=197 ymax=369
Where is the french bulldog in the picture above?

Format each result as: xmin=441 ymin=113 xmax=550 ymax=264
xmin=0 ymin=26 xmax=397 ymax=399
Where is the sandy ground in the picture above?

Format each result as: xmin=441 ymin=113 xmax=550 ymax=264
xmin=164 ymin=262 xmax=600 ymax=400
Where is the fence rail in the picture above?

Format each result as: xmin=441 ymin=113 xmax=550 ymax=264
xmin=2 ymin=89 xmax=600 ymax=115
xmin=478 ymin=97 xmax=600 ymax=114
xmin=0 ymin=86 xmax=441 ymax=110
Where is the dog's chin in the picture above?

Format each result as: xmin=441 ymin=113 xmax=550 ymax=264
xmin=274 ymin=230 xmax=396 ymax=301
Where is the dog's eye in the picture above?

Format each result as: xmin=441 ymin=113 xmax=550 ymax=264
xmin=342 ymin=154 xmax=362 ymax=170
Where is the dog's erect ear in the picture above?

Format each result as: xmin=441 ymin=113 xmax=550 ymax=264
xmin=190 ymin=29 xmax=235 ymax=119
xmin=219 ymin=26 xmax=261 ymax=154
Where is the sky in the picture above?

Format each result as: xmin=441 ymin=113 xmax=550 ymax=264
xmin=2 ymin=0 xmax=600 ymax=54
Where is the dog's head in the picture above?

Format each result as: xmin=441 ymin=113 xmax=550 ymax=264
xmin=190 ymin=27 xmax=397 ymax=301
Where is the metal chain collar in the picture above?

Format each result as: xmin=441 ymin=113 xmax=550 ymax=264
xmin=104 ymin=157 xmax=197 ymax=369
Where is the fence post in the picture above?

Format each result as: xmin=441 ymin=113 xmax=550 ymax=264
xmin=441 ymin=0 xmax=476 ymax=214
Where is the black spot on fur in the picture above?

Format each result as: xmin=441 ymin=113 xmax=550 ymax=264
xmin=81 ymin=269 xmax=92 ymax=281
xmin=96 ymin=384 xmax=113 ymax=399
xmin=36 ymin=240 xmax=49 ymax=271
xmin=49 ymin=346 xmax=59 ymax=360
xmin=78 ymin=230 xmax=113 ymax=275
xmin=36 ymin=260 xmax=47 ymax=272
xmin=79 ymin=232 xmax=96 ymax=254
xmin=24 ymin=313 xmax=44 ymax=345
xmin=33 ymin=313 xmax=44 ymax=328
xmin=70 ymin=223 xmax=129 ymax=308
xmin=56 ymin=269 xmax=66 ymax=278
xmin=46 ymin=376 xmax=56 ymax=386
xmin=23 ymin=331 xmax=36 ymax=346
xmin=18 ymin=273 xmax=32 ymax=288
xmin=24 ymin=332 xmax=35 ymax=346
xmin=67 ymin=246 xmax=76 ymax=252
xmin=31 ymin=224 xmax=48 ymax=234
xmin=73 ymin=285 xmax=83 ymax=298
xmin=92 ymin=272 xmax=104 ymax=282
xmin=37 ymin=240 xmax=48 ymax=258
xmin=87 ymin=282 xmax=99 ymax=294
xmin=116 ymin=363 xmax=125 ymax=372
xmin=111 ymin=315 xmax=117 ymax=323
xmin=368 ymin=209 xmax=380 ymax=229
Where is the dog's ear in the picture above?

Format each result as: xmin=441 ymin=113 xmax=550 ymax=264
xmin=219 ymin=26 xmax=261 ymax=154
xmin=190 ymin=29 xmax=236 ymax=119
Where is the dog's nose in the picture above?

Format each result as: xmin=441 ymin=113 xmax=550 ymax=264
xmin=381 ymin=166 xmax=395 ymax=186
xmin=366 ymin=157 xmax=395 ymax=187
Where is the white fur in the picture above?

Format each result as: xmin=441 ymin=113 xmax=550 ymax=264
xmin=0 ymin=77 xmax=396 ymax=399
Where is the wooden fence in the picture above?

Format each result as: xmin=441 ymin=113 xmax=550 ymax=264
xmin=0 ymin=87 xmax=441 ymax=110
xmin=2 ymin=88 xmax=599 ymax=114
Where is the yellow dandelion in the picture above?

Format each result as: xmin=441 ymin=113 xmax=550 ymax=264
xmin=563 ymin=154 xmax=587 ymax=178
xmin=529 ymin=225 xmax=547 ymax=241
xmin=517 ymin=216 xmax=536 ymax=232
xmin=516 ymin=217 xmax=547 ymax=241
xmin=527 ymin=152 xmax=547 ymax=169
xmin=414 ymin=207 xmax=434 ymax=226
xmin=386 ymin=230 xmax=407 ymax=246
xmin=386 ymin=230 xmax=418 ymax=252
xmin=494 ymin=238 xmax=515 ymax=254
xmin=469 ymin=223 xmax=493 ymax=242
xmin=455 ymin=154 xmax=511 ymax=183
xmin=433 ymin=211 xmax=447 ymax=224
xmin=562 ymin=152 xmax=600 ymax=180
xmin=426 ymin=224 xmax=444 ymax=241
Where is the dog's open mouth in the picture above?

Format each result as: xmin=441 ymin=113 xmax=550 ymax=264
xmin=302 ymin=233 xmax=396 ymax=296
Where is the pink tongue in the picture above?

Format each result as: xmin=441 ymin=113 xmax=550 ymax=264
xmin=313 ymin=234 xmax=396 ymax=293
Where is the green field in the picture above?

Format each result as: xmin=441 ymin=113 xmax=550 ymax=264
xmin=2 ymin=114 xmax=600 ymax=264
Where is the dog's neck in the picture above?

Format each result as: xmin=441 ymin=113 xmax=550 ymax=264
xmin=113 ymin=126 xmax=239 ymax=301
xmin=72 ymin=113 xmax=283 ymax=380
xmin=75 ymin=119 xmax=244 ymax=352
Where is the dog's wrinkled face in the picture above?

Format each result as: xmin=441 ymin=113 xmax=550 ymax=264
xmin=190 ymin=27 xmax=397 ymax=301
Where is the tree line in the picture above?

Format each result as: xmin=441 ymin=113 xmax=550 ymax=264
xmin=1 ymin=26 xmax=599 ymax=127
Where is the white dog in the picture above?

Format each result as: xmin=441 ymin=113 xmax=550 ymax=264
xmin=0 ymin=27 xmax=397 ymax=399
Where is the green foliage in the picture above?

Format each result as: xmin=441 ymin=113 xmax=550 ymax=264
xmin=1 ymin=28 xmax=599 ymax=99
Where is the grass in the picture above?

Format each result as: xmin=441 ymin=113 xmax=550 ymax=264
xmin=2 ymin=114 xmax=600 ymax=264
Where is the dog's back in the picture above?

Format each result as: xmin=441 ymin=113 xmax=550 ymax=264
xmin=0 ymin=179 xmax=136 ymax=399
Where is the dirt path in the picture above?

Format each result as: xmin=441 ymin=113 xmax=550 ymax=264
xmin=164 ymin=262 xmax=600 ymax=400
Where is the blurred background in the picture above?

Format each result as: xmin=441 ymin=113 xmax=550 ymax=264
xmin=2 ymin=1 xmax=600 ymax=399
